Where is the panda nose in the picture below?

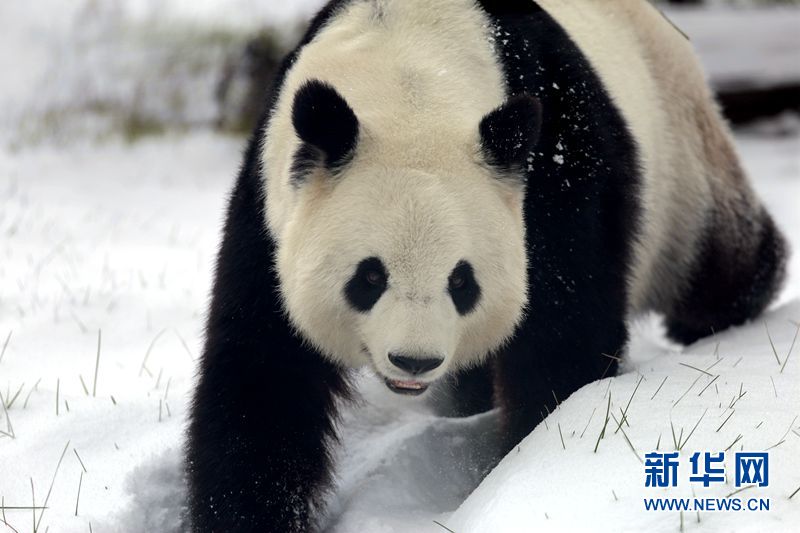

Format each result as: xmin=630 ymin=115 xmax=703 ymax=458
xmin=388 ymin=353 xmax=444 ymax=375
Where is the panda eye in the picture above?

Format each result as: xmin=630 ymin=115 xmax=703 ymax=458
xmin=345 ymin=257 xmax=389 ymax=313
xmin=448 ymin=261 xmax=481 ymax=315
xmin=449 ymin=272 xmax=465 ymax=290
xmin=365 ymin=270 xmax=385 ymax=286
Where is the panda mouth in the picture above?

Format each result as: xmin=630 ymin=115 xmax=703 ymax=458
xmin=383 ymin=378 xmax=429 ymax=396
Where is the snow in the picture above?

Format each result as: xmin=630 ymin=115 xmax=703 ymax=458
xmin=449 ymin=302 xmax=800 ymax=533
xmin=0 ymin=128 xmax=797 ymax=533
xmin=1 ymin=2 xmax=799 ymax=532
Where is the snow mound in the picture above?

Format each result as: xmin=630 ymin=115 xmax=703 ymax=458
xmin=448 ymin=302 xmax=800 ymax=533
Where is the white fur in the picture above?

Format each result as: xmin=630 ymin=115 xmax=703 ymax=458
xmin=261 ymin=0 xmax=744 ymax=378
xmin=534 ymin=0 xmax=742 ymax=312
xmin=265 ymin=0 xmax=526 ymax=378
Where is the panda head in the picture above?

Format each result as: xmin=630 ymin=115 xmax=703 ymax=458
xmin=275 ymin=80 xmax=541 ymax=396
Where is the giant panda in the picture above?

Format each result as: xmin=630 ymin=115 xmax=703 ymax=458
xmin=186 ymin=0 xmax=787 ymax=530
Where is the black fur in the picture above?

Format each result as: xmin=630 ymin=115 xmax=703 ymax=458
xmin=291 ymin=80 xmax=359 ymax=181
xmin=185 ymin=127 xmax=353 ymax=532
xmin=344 ymin=257 xmax=389 ymax=312
xmin=185 ymin=3 xmax=358 ymax=532
xmin=480 ymin=94 xmax=542 ymax=175
xmin=432 ymin=361 xmax=496 ymax=418
xmin=448 ymin=260 xmax=482 ymax=315
xmin=474 ymin=0 xmax=641 ymax=450
xmin=665 ymin=205 xmax=787 ymax=344
xmin=289 ymin=143 xmax=323 ymax=186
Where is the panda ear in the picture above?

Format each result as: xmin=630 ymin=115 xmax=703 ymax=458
xmin=291 ymin=80 xmax=360 ymax=181
xmin=479 ymin=94 xmax=542 ymax=176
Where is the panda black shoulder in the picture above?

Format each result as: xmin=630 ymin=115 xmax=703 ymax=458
xmin=477 ymin=0 xmax=642 ymax=288
xmin=475 ymin=1 xmax=643 ymax=443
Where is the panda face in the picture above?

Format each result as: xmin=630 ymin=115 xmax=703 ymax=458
xmin=273 ymin=81 xmax=537 ymax=395
xmin=276 ymin=161 xmax=528 ymax=394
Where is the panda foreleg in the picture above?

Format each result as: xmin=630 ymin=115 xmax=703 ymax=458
xmin=186 ymin=137 xmax=351 ymax=532
xmin=492 ymin=195 xmax=632 ymax=451
xmin=493 ymin=308 xmax=627 ymax=451
xmin=187 ymin=342 xmax=350 ymax=532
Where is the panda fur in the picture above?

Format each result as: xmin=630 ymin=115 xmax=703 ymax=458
xmin=186 ymin=1 xmax=787 ymax=531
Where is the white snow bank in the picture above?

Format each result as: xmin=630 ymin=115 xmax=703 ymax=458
xmin=448 ymin=301 xmax=800 ymax=533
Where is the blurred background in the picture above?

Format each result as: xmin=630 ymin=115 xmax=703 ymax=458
xmin=1 ymin=0 xmax=798 ymax=145
xmin=0 ymin=2 xmax=798 ymax=532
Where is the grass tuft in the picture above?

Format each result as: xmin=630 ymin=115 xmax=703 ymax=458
xmin=725 ymin=434 xmax=743 ymax=451
xmin=594 ymin=392 xmax=612 ymax=453
xmin=75 ymin=471 xmax=83 ymax=517
xmin=765 ymin=322 xmax=782 ymax=366
xmin=35 ymin=441 xmax=70 ymax=531
xmin=670 ymin=419 xmax=679 ymax=451
xmin=697 ymin=375 xmax=719 ymax=397
xmin=678 ymin=409 xmax=708 ymax=450
xmin=611 ymin=412 xmax=642 ymax=463
xmin=0 ymin=389 xmax=15 ymax=439
xmin=615 ymin=376 xmax=643 ymax=434
xmin=432 ymin=520 xmax=455 ymax=533
xmin=716 ymin=411 xmax=736 ymax=433
xmin=174 ymin=329 xmax=196 ymax=362
xmin=651 ymin=376 xmax=668 ymax=400
xmin=4 ymin=383 xmax=24 ymax=409
xmin=0 ymin=330 xmax=12 ymax=365
xmin=140 ymin=329 xmax=167 ymax=377
xmin=73 ymin=449 xmax=87 ymax=473
xmin=579 ymin=407 xmax=597 ymax=439
xmin=30 ymin=478 xmax=35 ymax=533
xmin=23 ymin=378 xmax=41 ymax=409
xmin=78 ymin=375 xmax=89 ymax=396
xmin=92 ymin=330 xmax=101 ymax=397
xmin=781 ymin=322 xmax=799 ymax=374
xmin=679 ymin=363 xmax=714 ymax=377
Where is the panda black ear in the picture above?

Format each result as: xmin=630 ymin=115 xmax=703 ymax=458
xmin=291 ymin=80 xmax=359 ymax=181
xmin=479 ymin=94 xmax=542 ymax=175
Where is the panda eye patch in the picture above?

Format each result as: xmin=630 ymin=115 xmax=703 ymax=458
xmin=344 ymin=257 xmax=388 ymax=312
xmin=448 ymin=261 xmax=481 ymax=315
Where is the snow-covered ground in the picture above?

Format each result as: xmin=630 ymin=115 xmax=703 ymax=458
xmin=1 ymin=125 xmax=798 ymax=533
xmin=1 ymin=2 xmax=800 ymax=533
